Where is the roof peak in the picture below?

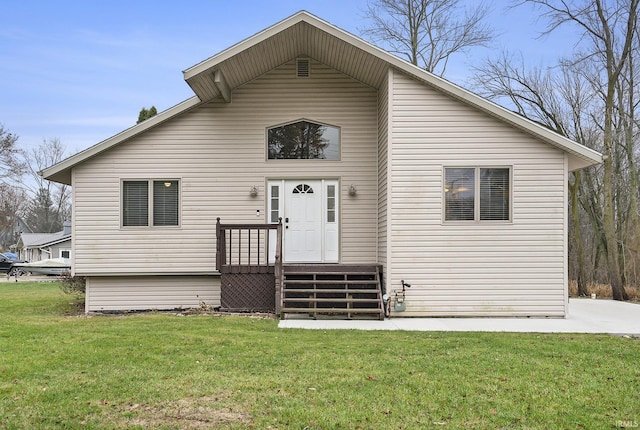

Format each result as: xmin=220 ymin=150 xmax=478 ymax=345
xmin=42 ymin=11 xmax=601 ymax=185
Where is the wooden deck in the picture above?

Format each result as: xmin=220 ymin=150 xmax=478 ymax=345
xmin=216 ymin=219 xmax=384 ymax=319
xmin=216 ymin=218 xmax=282 ymax=312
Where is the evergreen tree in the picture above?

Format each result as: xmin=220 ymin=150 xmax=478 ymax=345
xmin=0 ymin=124 xmax=26 ymax=181
xmin=137 ymin=106 xmax=158 ymax=124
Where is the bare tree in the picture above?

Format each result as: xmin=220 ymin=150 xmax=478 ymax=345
xmin=361 ymin=0 xmax=494 ymax=76
xmin=0 ymin=183 xmax=28 ymax=249
xmin=475 ymin=0 xmax=639 ymax=300
xmin=531 ymin=0 xmax=638 ymax=301
xmin=21 ymin=138 xmax=71 ymax=233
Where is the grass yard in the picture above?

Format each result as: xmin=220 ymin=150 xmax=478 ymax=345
xmin=0 ymin=282 xmax=638 ymax=429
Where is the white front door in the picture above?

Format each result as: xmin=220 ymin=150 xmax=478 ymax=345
xmin=268 ymin=179 xmax=339 ymax=263
xmin=285 ymin=181 xmax=322 ymax=262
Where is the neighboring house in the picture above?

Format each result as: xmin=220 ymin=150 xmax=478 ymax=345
xmin=42 ymin=12 xmax=601 ymax=317
xmin=1 ymin=216 xmax=32 ymax=252
xmin=19 ymin=221 xmax=72 ymax=262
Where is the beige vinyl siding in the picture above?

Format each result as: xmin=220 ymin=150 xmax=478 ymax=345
xmin=377 ymin=70 xmax=389 ymax=277
xmin=86 ymin=276 xmax=220 ymax=312
xmin=73 ymin=58 xmax=378 ymax=312
xmin=389 ymin=70 xmax=567 ymax=317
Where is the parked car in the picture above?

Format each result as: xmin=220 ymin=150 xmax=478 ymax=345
xmin=1 ymin=253 xmax=26 ymax=276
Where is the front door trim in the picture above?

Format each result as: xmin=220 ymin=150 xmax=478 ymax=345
xmin=268 ymin=178 xmax=339 ymax=263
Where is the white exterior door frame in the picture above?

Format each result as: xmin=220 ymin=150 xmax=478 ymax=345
xmin=268 ymin=179 xmax=339 ymax=263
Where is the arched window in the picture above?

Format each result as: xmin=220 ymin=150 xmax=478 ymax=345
xmin=267 ymin=120 xmax=340 ymax=160
xmin=292 ymin=184 xmax=314 ymax=194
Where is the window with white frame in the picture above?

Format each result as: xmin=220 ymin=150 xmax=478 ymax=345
xmin=267 ymin=120 xmax=340 ymax=160
xmin=122 ymin=180 xmax=179 ymax=227
xmin=444 ymin=167 xmax=510 ymax=222
xmin=326 ymin=184 xmax=336 ymax=223
xmin=269 ymin=184 xmax=280 ymax=223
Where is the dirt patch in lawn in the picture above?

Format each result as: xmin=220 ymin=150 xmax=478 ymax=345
xmin=61 ymin=300 xmax=85 ymax=315
xmin=106 ymin=396 xmax=252 ymax=429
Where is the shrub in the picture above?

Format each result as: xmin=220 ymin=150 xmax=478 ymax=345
xmin=569 ymin=280 xmax=640 ymax=301
xmin=59 ymin=272 xmax=86 ymax=296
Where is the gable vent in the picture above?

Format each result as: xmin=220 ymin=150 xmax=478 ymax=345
xmin=297 ymin=58 xmax=310 ymax=78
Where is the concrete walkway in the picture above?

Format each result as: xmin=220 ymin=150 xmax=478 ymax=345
xmin=279 ymin=298 xmax=640 ymax=335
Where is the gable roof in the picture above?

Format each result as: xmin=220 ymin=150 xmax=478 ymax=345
xmin=21 ymin=230 xmax=71 ymax=249
xmin=42 ymin=11 xmax=601 ymax=185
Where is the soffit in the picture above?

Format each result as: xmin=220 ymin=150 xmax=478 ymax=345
xmin=184 ymin=21 xmax=389 ymax=100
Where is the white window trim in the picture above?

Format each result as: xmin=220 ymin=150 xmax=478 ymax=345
xmin=121 ymin=179 xmax=181 ymax=228
xmin=265 ymin=118 xmax=342 ymax=161
xmin=442 ymin=166 xmax=512 ymax=224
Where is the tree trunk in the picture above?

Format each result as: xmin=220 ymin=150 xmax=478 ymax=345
xmin=602 ymin=151 xmax=628 ymax=300
xmin=598 ymin=0 xmax=634 ymax=301
xmin=570 ymin=172 xmax=589 ymax=296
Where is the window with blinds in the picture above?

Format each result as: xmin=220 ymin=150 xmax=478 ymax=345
xmin=122 ymin=180 xmax=179 ymax=227
xmin=153 ymin=181 xmax=179 ymax=226
xmin=444 ymin=168 xmax=475 ymax=221
xmin=123 ymin=181 xmax=149 ymax=226
xmin=444 ymin=167 xmax=510 ymax=222
xmin=480 ymin=168 xmax=510 ymax=221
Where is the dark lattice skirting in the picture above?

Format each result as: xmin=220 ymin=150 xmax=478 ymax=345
xmin=220 ymin=273 xmax=275 ymax=312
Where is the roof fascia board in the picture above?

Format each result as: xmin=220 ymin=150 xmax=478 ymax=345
xmin=41 ymin=97 xmax=202 ymax=182
xmin=183 ymin=11 xmax=312 ymax=79
xmin=37 ymin=236 xmax=72 ymax=248
xmin=183 ymin=11 xmax=384 ymax=80
xmin=321 ymin=21 xmax=603 ymax=165
xmin=23 ymin=233 xmax=71 ymax=248
xmin=340 ymin=24 xmax=602 ymax=164
xmin=302 ymin=13 xmax=603 ymax=165
xmin=183 ymin=10 xmax=601 ymax=167
xmin=390 ymin=65 xmax=603 ymax=165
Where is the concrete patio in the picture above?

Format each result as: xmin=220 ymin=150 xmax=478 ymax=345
xmin=279 ymin=298 xmax=640 ymax=335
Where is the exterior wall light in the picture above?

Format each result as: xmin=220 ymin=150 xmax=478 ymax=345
xmin=249 ymin=186 xmax=258 ymax=197
xmin=348 ymin=184 xmax=357 ymax=196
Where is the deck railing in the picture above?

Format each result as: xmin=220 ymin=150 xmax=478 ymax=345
xmin=215 ymin=218 xmax=283 ymax=313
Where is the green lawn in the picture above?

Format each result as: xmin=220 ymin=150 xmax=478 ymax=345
xmin=1 ymin=282 xmax=638 ymax=429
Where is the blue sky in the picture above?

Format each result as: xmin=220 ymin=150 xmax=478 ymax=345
xmin=1 ymin=0 xmax=580 ymax=158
